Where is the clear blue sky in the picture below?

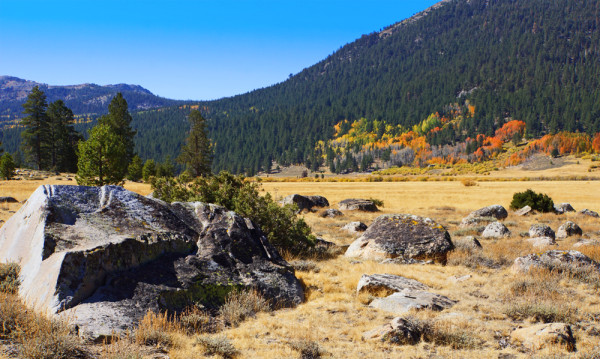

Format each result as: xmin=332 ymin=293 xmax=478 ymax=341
xmin=0 ymin=0 xmax=440 ymax=101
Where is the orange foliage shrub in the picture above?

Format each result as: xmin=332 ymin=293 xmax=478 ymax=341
xmin=494 ymin=120 xmax=526 ymax=142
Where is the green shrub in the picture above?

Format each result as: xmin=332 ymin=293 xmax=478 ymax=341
xmin=150 ymin=171 xmax=316 ymax=254
xmin=0 ymin=153 xmax=16 ymax=180
xmin=0 ymin=262 xmax=20 ymax=294
xmin=509 ymin=189 xmax=554 ymax=212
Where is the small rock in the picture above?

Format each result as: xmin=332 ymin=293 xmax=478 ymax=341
xmin=281 ymin=194 xmax=329 ymax=211
xmin=338 ymin=198 xmax=378 ymax=212
xmin=555 ymin=203 xmax=575 ymax=214
xmin=357 ymin=274 xmax=428 ymax=295
xmin=527 ymin=236 xmax=557 ymax=247
xmin=341 ymin=221 xmax=367 ymax=233
xmin=319 ymin=208 xmax=343 ymax=218
xmin=579 ymin=209 xmax=600 ymax=218
xmin=573 ymin=239 xmax=599 ymax=248
xmin=459 ymin=216 xmax=497 ymax=228
xmin=514 ymin=205 xmax=533 ymax=216
xmin=511 ymin=323 xmax=576 ymax=352
xmin=455 ymin=236 xmax=482 ymax=250
xmin=307 ymin=195 xmax=329 ymax=208
xmin=529 ymin=224 xmax=555 ymax=240
xmin=0 ymin=197 xmax=18 ymax=203
xmin=362 ymin=317 xmax=424 ymax=345
xmin=482 ymin=222 xmax=511 ymax=238
xmin=556 ymin=221 xmax=582 ymax=239
xmin=369 ymin=289 xmax=457 ymax=314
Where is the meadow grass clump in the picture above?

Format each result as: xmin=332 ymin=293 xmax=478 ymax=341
xmin=100 ymin=338 xmax=146 ymax=359
xmin=288 ymin=339 xmax=325 ymax=359
xmin=504 ymin=301 xmax=578 ymax=324
xmin=290 ymin=259 xmax=320 ymax=273
xmin=218 ymin=288 xmax=271 ymax=328
xmin=196 ymin=335 xmax=238 ymax=359
xmin=178 ymin=306 xmax=218 ymax=334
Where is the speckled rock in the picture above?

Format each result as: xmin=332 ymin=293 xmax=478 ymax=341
xmin=345 ymin=214 xmax=453 ymax=263
xmin=0 ymin=185 xmax=303 ymax=339
xmin=512 ymin=250 xmax=600 ymax=274
xmin=369 ymin=288 xmax=457 ymax=314
xmin=554 ymin=203 xmax=575 ymax=214
xmin=529 ymin=224 xmax=555 ymax=240
xmin=482 ymin=222 xmax=511 ymax=238
xmin=319 ymin=208 xmax=343 ymax=218
xmin=579 ymin=208 xmax=600 ymax=218
xmin=511 ymin=323 xmax=576 ymax=352
xmin=341 ymin=221 xmax=368 ymax=233
xmin=356 ymin=274 xmax=428 ymax=295
xmin=338 ymin=198 xmax=378 ymax=212
xmin=363 ymin=317 xmax=424 ymax=345
xmin=459 ymin=216 xmax=497 ymax=228
xmin=468 ymin=205 xmax=508 ymax=220
xmin=557 ymin=221 xmax=582 ymax=239
xmin=281 ymin=194 xmax=329 ymax=211
xmin=514 ymin=205 xmax=533 ymax=216
xmin=527 ymin=237 xmax=557 ymax=247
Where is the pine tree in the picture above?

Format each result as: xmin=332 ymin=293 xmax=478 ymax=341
xmin=46 ymin=100 xmax=80 ymax=172
xmin=127 ymin=155 xmax=143 ymax=181
xmin=98 ymin=93 xmax=136 ymax=165
xmin=76 ymin=124 xmax=128 ymax=186
xmin=0 ymin=153 xmax=16 ymax=180
xmin=176 ymin=110 xmax=212 ymax=177
xmin=142 ymin=159 xmax=156 ymax=181
xmin=21 ymin=86 xmax=50 ymax=170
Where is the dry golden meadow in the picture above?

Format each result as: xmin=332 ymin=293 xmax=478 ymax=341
xmin=1 ymin=160 xmax=600 ymax=358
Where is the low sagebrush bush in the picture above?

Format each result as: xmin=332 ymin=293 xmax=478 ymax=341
xmin=288 ymin=339 xmax=325 ymax=359
xmin=219 ymin=288 xmax=271 ymax=327
xmin=0 ymin=262 xmax=20 ymax=294
xmin=178 ymin=306 xmax=218 ymax=334
xmin=135 ymin=311 xmax=177 ymax=347
xmin=196 ymin=335 xmax=238 ymax=359
xmin=504 ymin=301 xmax=578 ymax=324
xmin=510 ymin=189 xmax=554 ymax=212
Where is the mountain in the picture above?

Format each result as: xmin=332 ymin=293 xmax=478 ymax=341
xmin=0 ymin=76 xmax=184 ymax=123
xmin=185 ymin=0 xmax=597 ymax=173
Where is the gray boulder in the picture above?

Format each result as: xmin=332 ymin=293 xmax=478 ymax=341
xmin=0 ymin=196 xmax=18 ymax=203
xmin=527 ymin=237 xmax=557 ymax=247
xmin=555 ymin=203 xmax=575 ymax=214
xmin=345 ymin=214 xmax=454 ymax=263
xmin=357 ymin=274 xmax=428 ymax=295
xmin=580 ymin=208 xmax=600 ymax=218
xmin=319 ymin=208 xmax=343 ymax=218
xmin=341 ymin=221 xmax=368 ymax=234
xmin=363 ymin=317 xmax=423 ymax=345
xmin=557 ymin=221 xmax=583 ymax=239
xmin=529 ymin=224 xmax=555 ymax=240
xmin=459 ymin=216 xmax=497 ymax=228
xmin=511 ymin=323 xmax=576 ymax=352
xmin=468 ymin=205 xmax=508 ymax=220
xmin=338 ymin=198 xmax=378 ymax=212
xmin=0 ymin=185 xmax=303 ymax=339
xmin=370 ymin=288 xmax=457 ymax=314
xmin=281 ymin=194 xmax=329 ymax=211
xmin=514 ymin=205 xmax=533 ymax=216
xmin=454 ymin=236 xmax=482 ymax=250
xmin=512 ymin=250 xmax=600 ymax=274
xmin=482 ymin=222 xmax=511 ymax=238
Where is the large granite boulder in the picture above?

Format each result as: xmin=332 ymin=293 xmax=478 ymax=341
xmin=481 ymin=222 xmax=511 ymax=238
xmin=345 ymin=214 xmax=453 ymax=263
xmin=512 ymin=250 xmax=600 ymax=274
xmin=338 ymin=199 xmax=378 ymax=212
xmin=0 ymin=185 xmax=303 ymax=339
xmin=281 ymin=194 xmax=329 ymax=211
xmin=557 ymin=221 xmax=583 ymax=239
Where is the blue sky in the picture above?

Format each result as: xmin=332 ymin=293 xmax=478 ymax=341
xmin=0 ymin=1 xmax=440 ymax=100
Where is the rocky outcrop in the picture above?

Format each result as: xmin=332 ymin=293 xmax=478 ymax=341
xmin=318 ymin=208 xmax=343 ymax=218
xmin=0 ymin=185 xmax=303 ymax=339
xmin=357 ymin=274 xmax=428 ymax=295
xmin=341 ymin=221 xmax=367 ymax=234
xmin=512 ymin=250 xmax=600 ymax=274
xmin=481 ymin=222 xmax=511 ymax=238
xmin=338 ymin=199 xmax=378 ymax=212
xmin=579 ymin=208 xmax=600 ymax=218
xmin=554 ymin=203 xmax=575 ymax=214
xmin=370 ymin=289 xmax=457 ymax=314
xmin=557 ymin=221 xmax=582 ymax=239
xmin=511 ymin=323 xmax=576 ymax=352
xmin=529 ymin=224 xmax=555 ymax=239
xmin=345 ymin=214 xmax=453 ymax=263
xmin=281 ymin=194 xmax=329 ymax=211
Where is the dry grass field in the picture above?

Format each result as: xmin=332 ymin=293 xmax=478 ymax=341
xmin=1 ymin=167 xmax=600 ymax=358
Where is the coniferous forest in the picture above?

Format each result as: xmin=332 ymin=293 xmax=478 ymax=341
xmin=2 ymin=0 xmax=600 ymax=174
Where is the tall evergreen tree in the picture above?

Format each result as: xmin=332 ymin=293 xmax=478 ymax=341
xmin=21 ymin=86 xmax=49 ymax=170
xmin=46 ymin=100 xmax=81 ymax=172
xmin=177 ymin=110 xmax=212 ymax=177
xmin=98 ymin=93 xmax=136 ymax=165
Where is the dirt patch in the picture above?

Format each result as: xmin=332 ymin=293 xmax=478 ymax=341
xmin=520 ymin=154 xmax=575 ymax=171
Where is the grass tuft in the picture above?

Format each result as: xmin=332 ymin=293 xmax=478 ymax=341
xmin=219 ymin=288 xmax=271 ymax=328
xmin=196 ymin=335 xmax=238 ymax=358
xmin=288 ymin=339 xmax=325 ymax=359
